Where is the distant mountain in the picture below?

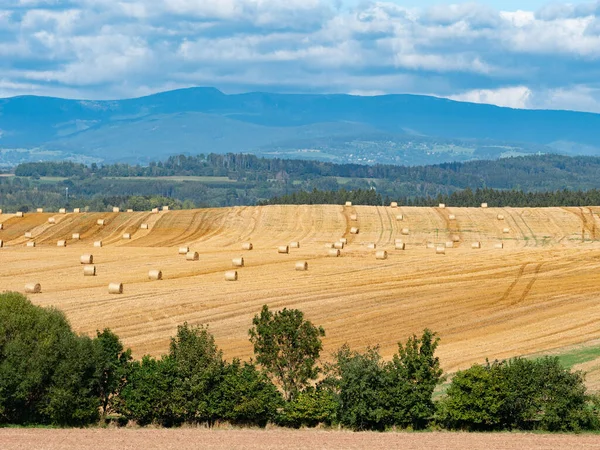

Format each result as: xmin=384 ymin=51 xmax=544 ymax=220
xmin=1 ymin=87 xmax=599 ymax=166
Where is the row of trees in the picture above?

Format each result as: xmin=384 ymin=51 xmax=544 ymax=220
xmin=1 ymin=293 xmax=598 ymax=431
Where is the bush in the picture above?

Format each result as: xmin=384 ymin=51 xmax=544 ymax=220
xmin=438 ymin=357 xmax=599 ymax=431
xmin=0 ymin=292 xmax=102 ymax=426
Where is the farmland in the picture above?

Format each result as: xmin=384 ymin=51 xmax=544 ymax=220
xmin=2 ymin=205 xmax=600 ymax=387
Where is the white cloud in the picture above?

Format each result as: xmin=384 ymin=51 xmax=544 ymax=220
xmin=0 ymin=1 xmax=599 ymax=112
xmin=448 ymin=86 xmax=533 ymax=109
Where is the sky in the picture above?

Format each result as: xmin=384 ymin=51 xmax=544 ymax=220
xmin=1 ymin=1 xmax=600 ymax=112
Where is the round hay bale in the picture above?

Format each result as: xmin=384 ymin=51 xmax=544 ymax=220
xmin=57 ymin=240 xmax=67 ymax=247
xmin=73 ymin=208 xmax=80 ymax=213
xmin=367 ymin=243 xmax=376 ymax=249
xmin=93 ymin=241 xmax=103 ymax=248
xmin=481 ymin=203 xmax=488 ymax=208
xmin=376 ymin=250 xmax=388 ymax=260
xmin=290 ymin=242 xmax=300 ymax=249
xmin=278 ymin=246 xmax=289 ymax=254
xmin=36 ymin=208 xmax=43 ymax=213
xmin=451 ymin=235 xmax=461 ymax=243
xmin=339 ymin=238 xmax=348 ymax=244
xmin=350 ymin=214 xmax=358 ymax=221
xmin=26 ymin=242 xmax=35 ymax=247
xmin=83 ymin=266 xmax=96 ymax=276
xmin=350 ymin=227 xmax=359 ymax=235
xmin=148 ymin=270 xmax=162 ymax=280
xmin=72 ymin=233 xmax=80 ymax=240
xmin=0 ymin=208 xmax=2 ymax=214
xmin=334 ymin=242 xmax=344 ymax=250
xmin=395 ymin=242 xmax=406 ymax=250
xmin=140 ymin=223 xmax=149 ymax=230
xmin=80 ymin=254 xmax=93 ymax=264
xmin=345 ymin=201 xmax=352 ymax=207
xmin=448 ymin=214 xmax=456 ymax=220
xmin=24 ymin=231 xmax=32 ymax=238
xmin=497 ymin=214 xmax=505 ymax=220
xmin=471 ymin=242 xmax=481 ymax=249
xmin=59 ymin=208 xmax=66 ymax=214
xmin=426 ymin=242 xmax=435 ymax=249
xmin=122 ymin=233 xmax=131 ymax=240
xmin=152 ymin=207 xmax=159 ymax=213
xmin=390 ymin=202 xmax=398 ymax=208
xmin=225 ymin=270 xmax=238 ymax=281
xmin=108 ymin=283 xmax=123 ymax=294
xmin=401 ymin=228 xmax=410 ymax=236
xmin=503 ymin=228 xmax=510 ymax=234
xmin=186 ymin=251 xmax=199 ymax=261
xmin=97 ymin=219 xmax=105 ymax=226
xmin=396 ymin=214 xmax=404 ymax=221
xmin=179 ymin=246 xmax=190 ymax=255
xmin=162 ymin=206 xmax=169 ymax=211
xmin=445 ymin=241 xmax=454 ymax=248
xmin=295 ymin=261 xmax=308 ymax=271
xmin=328 ymin=249 xmax=341 ymax=257
xmin=127 ymin=209 xmax=134 ymax=213
xmin=113 ymin=207 xmax=120 ymax=213
xmin=439 ymin=203 xmax=446 ymax=209
xmin=16 ymin=212 xmax=24 ymax=217
xmin=494 ymin=243 xmax=504 ymax=249
xmin=324 ymin=243 xmax=335 ymax=249
xmin=242 ymin=242 xmax=253 ymax=250
xmin=436 ymin=246 xmax=446 ymax=255
xmin=232 ymin=257 xmax=244 ymax=267
xmin=48 ymin=217 xmax=56 ymax=224
xmin=0 ymin=223 xmax=3 ymax=230
xmin=0 ymin=240 xmax=3 ymax=248
xmin=25 ymin=283 xmax=41 ymax=294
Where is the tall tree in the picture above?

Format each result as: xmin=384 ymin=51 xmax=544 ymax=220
xmin=249 ymin=305 xmax=325 ymax=401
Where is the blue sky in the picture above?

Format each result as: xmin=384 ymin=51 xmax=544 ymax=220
xmin=1 ymin=1 xmax=600 ymax=112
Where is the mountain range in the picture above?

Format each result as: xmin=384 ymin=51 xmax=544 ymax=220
xmin=1 ymin=87 xmax=600 ymax=166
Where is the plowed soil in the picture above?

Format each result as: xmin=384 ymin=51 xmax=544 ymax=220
xmin=1 ymin=429 xmax=599 ymax=450
xmin=2 ymin=205 xmax=600 ymax=385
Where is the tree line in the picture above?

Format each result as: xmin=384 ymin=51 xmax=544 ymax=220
xmin=13 ymin=153 xmax=600 ymax=193
xmin=1 ymin=292 xmax=598 ymax=431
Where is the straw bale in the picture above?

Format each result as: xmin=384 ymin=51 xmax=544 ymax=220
xmin=108 ymin=283 xmax=123 ymax=294
xmin=148 ymin=270 xmax=162 ymax=280
xmin=25 ymin=283 xmax=41 ymax=293
xmin=225 ymin=271 xmax=238 ymax=281
xmin=295 ymin=261 xmax=308 ymax=271
xmin=186 ymin=251 xmax=199 ymax=261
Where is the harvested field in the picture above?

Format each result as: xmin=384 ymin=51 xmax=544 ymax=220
xmin=1 ymin=429 xmax=600 ymax=450
xmin=2 ymin=205 xmax=600 ymax=385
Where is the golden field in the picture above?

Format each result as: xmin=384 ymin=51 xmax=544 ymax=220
xmin=2 ymin=205 xmax=600 ymax=385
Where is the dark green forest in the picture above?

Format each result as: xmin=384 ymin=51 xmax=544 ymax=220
xmin=1 ymin=292 xmax=599 ymax=431
xmin=3 ymin=153 xmax=600 ymax=211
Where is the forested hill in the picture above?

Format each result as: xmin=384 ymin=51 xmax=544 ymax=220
xmin=2 ymin=87 xmax=600 ymax=166
xmin=4 ymin=153 xmax=600 ymax=211
xmin=14 ymin=153 xmax=600 ymax=192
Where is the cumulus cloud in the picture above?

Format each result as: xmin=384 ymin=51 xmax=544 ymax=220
xmin=0 ymin=0 xmax=600 ymax=112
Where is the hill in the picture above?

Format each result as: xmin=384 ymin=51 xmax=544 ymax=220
xmin=2 ymin=205 xmax=600 ymax=390
xmin=1 ymin=88 xmax=599 ymax=166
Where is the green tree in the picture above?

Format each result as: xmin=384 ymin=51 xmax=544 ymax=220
xmin=93 ymin=329 xmax=132 ymax=419
xmin=326 ymin=345 xmax=388 ymax=431
xmin=249 ymin=305 xmax=325 ymax=401
xmin=0 ymin=292 xmax=101 ymax=426
xmin=216 ymin=359 xmax=283 ymax=427
xmin=385 ymin=329 xmax=443 ymax=429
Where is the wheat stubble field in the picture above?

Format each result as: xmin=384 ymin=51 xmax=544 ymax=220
xmin=2 ymin=204 xmax=600 ymax=385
